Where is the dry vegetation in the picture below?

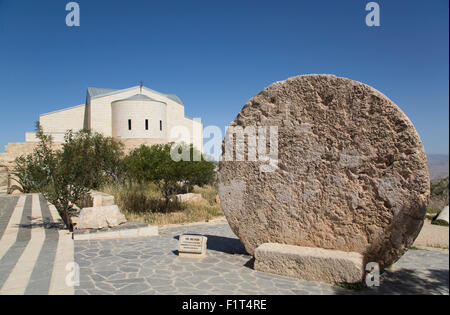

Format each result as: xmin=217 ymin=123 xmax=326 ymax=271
xmin=426 ymin=177 xmax=449 ymax=226
xmin=427 ymin=177 xmax=449 ymax=214
xmin=101 ymin=183 xmax=223 ymax=226
xmin=427 ymin=177 xmax=448 ymax=215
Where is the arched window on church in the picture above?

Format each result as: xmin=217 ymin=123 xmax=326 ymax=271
xmin=145 ymin=119 xmax=149 ymax=130
xmin=128 ymin=119 xmax=132 ymax=130
xmin=160 ymin=120 xmax=162 ymax=131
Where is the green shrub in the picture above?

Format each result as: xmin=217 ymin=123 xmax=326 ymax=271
xmin=102 ymin=182 xmax=186 ymax=214
xmin=12 ymin=124 xmax=217 ymax=226
xmin=432 ymin=219 xmax=449 ymax=227
xmin=13 ymin=155 xmax=49 ymax=193
xmin=62 ymin=129 xmax=126 ymax=188
xmin=125 ymin=143 xmax=215 ymax=212
xmin=431 ymin=177 xmax=449 ymax=196
xmin=119 ymin=189 xmax=186 ymax=214
xmin=12 ymin=123 xmax=88 ymax=229
xmin=12 ymin=123 xmax=126 ymax=230
xmin=100 ymin=182 xmax=222 ymax=225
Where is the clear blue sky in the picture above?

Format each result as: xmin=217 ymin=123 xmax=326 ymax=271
xmin=0 ymin=0 xmax=448 ymax=155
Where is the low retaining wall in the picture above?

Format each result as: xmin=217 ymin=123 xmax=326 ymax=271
xmin=0 ymin=165 xmax=8 ymax=194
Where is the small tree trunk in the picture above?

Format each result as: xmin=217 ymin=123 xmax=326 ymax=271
xmin=62 ymin=209 xmax=73 ymax=232
xmin=165 ymin=197 xmax=169 ymax=214
xmin=57 ymin=202 xmax=73 ymax=232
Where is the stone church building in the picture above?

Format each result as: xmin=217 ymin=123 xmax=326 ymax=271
xmin=27 ymin=85 xmax=202 ymax=148
xmin=0 ymin=85 xmax=203 ymax=193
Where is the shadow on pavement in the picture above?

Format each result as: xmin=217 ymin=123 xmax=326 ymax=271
xmin=204 ymin=234 xmax=248 ymax=255
xmin=332 ymin=268 xmax=449 ymax=295
xmin=18 ymin=216 xmax=66 ymax=231
xmin=172 ymin=234 xmax=248 ymax=255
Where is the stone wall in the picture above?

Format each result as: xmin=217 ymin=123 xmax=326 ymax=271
xmin=0 ymin=164 xmax=8 ymax=194
xmin=3 ymin=142 xmax=39 ymax=159
xmin=0 ymin=142 xmax=63 ymax=193
xmin=39 ymin=104 xmax=86 ymax=134
xmin=2 ymin=142 xmax=64 ymax=163
xmin=0 ymin=142 xmax=40 ymax=186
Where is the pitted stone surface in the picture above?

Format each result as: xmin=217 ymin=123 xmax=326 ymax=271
xmin=218 ymin=74 xmax=430 ymax=268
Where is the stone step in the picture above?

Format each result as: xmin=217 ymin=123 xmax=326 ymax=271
xmin=254 ymin=243 xmax=364 ymax=285
xmin=73 ymin=222 xmax=158 ymax=241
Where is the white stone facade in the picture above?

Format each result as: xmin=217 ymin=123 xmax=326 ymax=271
xmin=111 ymin=96 xmax=167 ymax=139
xmin=25 ymin=85 xmax=203 ymax=151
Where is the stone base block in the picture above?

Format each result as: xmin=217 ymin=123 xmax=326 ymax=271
xmin=73 ymin=224 xmax=158 ymax=240
xmin=92 ymin=192 xmax=115 ymax=207
xmin=435 ymin=206 xmax=449 ymax=225
xmin=75 ymin=205 xmax=127 ymax=230
xmin=254 ymin=243 xmax=364 ymax=284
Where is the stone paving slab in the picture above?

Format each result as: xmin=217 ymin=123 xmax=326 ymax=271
xmin=0 ymin=194 xmax=68 ymax=295
xmin=1 ymin=194 xmax=448 ymax=295
xmin=75 ymin=223 xmax=449 ymax=295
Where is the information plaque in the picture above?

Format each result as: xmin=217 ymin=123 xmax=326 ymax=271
xmin=178 ymin=235 xmax=207 ymax=258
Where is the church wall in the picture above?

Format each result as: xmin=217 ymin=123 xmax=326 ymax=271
xmin=14 ymin=85 xmax=202 ymax=162
xmin=89 ymin=87 xmax=186 ymax=137
xmin=25 ymin=104 xmax=85 ymax=143
xmin=167 ymin=116 xmax=203 ymax=152
xmin=111 ymin=99 xmax=167 ymax=139
xmin=190 ymin=118 xmax=203 ymax=152
xmin=166 ymin=102 xmax=185 ymax=137
xmin=40 ymin=104 xmax=85 ymax=134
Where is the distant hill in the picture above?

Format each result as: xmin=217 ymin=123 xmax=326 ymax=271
xmin=427 ymin=154 xmax=449 ymax=180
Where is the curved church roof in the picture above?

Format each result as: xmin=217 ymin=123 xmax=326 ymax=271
xmin=112 ymin=94 xmax=166 ymax=104
xmin=165 ymin=94 xmax=183 ymax=104
xmin=87 ymin=85 xmax=184 ymax=105
xmin=87 ymin=87 xmax=117 ymax=98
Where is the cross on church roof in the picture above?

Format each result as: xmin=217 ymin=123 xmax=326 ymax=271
xmin=139 ymin=81 xmax=144 ymax=93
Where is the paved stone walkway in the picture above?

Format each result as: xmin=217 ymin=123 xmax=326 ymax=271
xmin=75 ymin=223 xmax=449 ymax=295
xmin=0 ymin=194 xmax=73 ymax=295
xmin=1 ymin=194 xmax=449 ymax=295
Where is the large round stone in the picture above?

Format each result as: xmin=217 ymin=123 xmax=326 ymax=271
xmin=218 ymin=74 xmax=430 ymax=269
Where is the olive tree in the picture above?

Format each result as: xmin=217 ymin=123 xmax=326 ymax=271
xmin=125 ymin=143 xmax=215 ymax=213
xmin=12 ymin=124 xmax=126 ymax=230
